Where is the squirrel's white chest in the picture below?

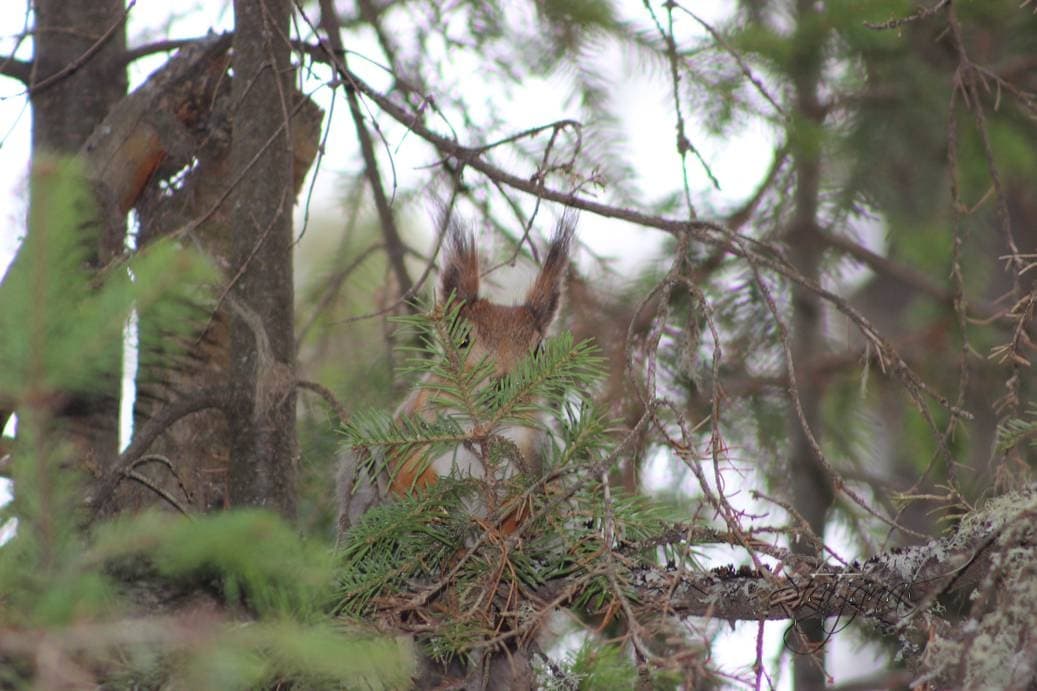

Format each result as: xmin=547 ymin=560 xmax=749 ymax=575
xmin=429 ymin=423 xmax=541 ymax=482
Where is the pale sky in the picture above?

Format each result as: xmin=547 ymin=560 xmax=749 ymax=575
xmin=0 ymin=1 xmax=774 ymax=277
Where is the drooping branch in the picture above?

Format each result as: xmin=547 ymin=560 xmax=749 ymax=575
xmin=90 ymin=386 xmax=233 ymax=520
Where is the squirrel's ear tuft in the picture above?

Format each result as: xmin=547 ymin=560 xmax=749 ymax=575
xmin=525 ymin=212 xmax=575 ymax=331
xmin=440 ymin=222 xmax=480 ymax=305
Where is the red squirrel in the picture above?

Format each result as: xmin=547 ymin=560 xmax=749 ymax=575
xmin=337 ymin=216 xmax=574 ymax=537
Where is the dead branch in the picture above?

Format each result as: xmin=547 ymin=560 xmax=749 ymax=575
xmin=89 ymin=386 xmax=232 ymax=521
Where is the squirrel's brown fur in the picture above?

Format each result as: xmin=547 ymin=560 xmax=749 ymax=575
xmin=389 ymin=216 xmax=575 ymax=495
xmin=336 ymin=215 xmax=575 ymax=536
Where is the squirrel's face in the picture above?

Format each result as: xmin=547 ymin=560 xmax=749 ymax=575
xmin=387 ymin=215 xmax=576 ymax=496
xmin=440 ymin=215 xmax=574 ymax=377
xmin=458 ymin=300 xmax=546 ymax=377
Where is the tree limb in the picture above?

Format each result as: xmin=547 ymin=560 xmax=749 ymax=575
xmin=0 ymin=57 xmax=31 ymax=84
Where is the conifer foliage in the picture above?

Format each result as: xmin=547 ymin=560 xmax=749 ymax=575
xmin=0 ymin=160 xmax=414 ymax=689
xmin=336 ymin=302 xmax=674 ymax=683
xmin=3 ymin=0 xmax=1037 ymax=688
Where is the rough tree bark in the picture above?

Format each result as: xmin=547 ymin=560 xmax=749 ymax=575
xmin=25 ymin=0 xmax=127 ymax=476
xmin=31 ymin=0 xmax=127 ymax=155
xmin=228 ymin=0 xmax=298 ymax=518
xmin=54 ymin=31 xmax=324 ymax=518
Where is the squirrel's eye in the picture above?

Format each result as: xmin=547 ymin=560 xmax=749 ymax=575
xmin=458 ymin=333 xmax=471 ymax=350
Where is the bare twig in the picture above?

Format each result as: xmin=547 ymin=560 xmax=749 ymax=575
xmin=89 ymin=386 xmax=232 ymax=521
xmin=24 ymin=0 xmax=137 ymax=96
xmin=0 ymin=3 xmax=32 ymax=84
xmin=677 ymin=4 xmax=788 ymax=120
xmin=864 ymin=0 xmax=950 ymax=30
xmin=123 ymin=458 xmax=192 ymax=518
xmin=307 ymin=0 xmax=414 ymax=303
xmin=297 ymin=379 xmax=349 ymax=426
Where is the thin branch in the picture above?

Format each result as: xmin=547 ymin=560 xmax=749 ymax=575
xmin=128 ymin=453 xmax=193 ymax=506
xmin=297 ymin=379 xmax=348 ymax=426
xmin=295 ymin=240 xmax=383 ymax=348
xmin=123 ymin=463 xmax=191 ymax=518
xmin=307 ymin=0 xmax=414 ymax=302
xmin=0 ymin=2 xmax=31 ymax=84
xmin=0 ymin=57 xmax=31 ymax=84
xmin=119 ymin=38 xmax=195 ymax=65
xmin=946 ymin=3 xmax=1025 ymax=425
xmin=864 ymin=0 xmax=950 ymax=30
xmin=24 ymin=0 xmax=137 ymax=97
xmin=89 ymin=386 xmax=232 ymax=521
xmin=678 ymin=5 xmax=788 ymax=120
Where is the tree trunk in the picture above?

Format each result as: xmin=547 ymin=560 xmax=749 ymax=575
xmin=31 ymin=0 xmax=127 ymax=155
xmin=786 ymin=1 xmax=832 ymax=688
xmin=29 ymin=0 xmax=127 ymax=475
xmin=228 ymin=0 xmax=298 ymax=518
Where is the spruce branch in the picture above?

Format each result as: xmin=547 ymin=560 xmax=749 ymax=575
xmin=484 ymin=334 xmax=604 ymax=429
